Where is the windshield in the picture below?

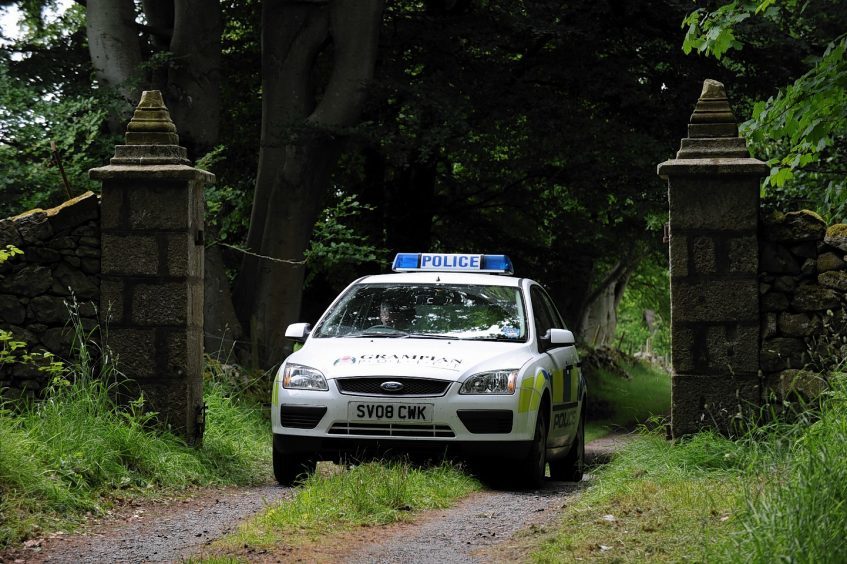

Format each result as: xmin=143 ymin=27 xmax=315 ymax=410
xmin=312 ymin=283 xmax=527 ymax=341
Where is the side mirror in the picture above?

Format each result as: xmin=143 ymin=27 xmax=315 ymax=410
xmin=541 ymin=328 xmax=575 ymax=350
xmin=285 ymin=322 xmax=311 ymax=343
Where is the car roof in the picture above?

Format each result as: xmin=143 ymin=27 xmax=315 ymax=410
xmin=358 ymin=272 xmax=525 ymax=287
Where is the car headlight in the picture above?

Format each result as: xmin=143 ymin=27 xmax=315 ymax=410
xmin=282 ymin=363 xmax=328 ymax=391
xmin=459 ymin=369 xmax=518 ymax=395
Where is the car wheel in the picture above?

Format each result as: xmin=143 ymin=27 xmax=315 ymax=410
xmin=550 ymin=409 xmax=584 ymax=482
xmin=273 ymin=437 xmax=316 ymax=486
xmin=516 ymin=411 xmax=547 ymax=489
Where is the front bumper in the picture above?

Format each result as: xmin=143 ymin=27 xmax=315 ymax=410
xmin=271 ymin=379 xmax=540 ymax=451
xmin=274 ymin=432 xmax=533 ymax=461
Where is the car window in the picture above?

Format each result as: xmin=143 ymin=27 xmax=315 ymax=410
xmin=530 ymin=286 xmax=554 ymax=341
xmin=538 ymin=287 xmax=566 ymax=329
xmin=312 ymin=283 xmax=527 ymax=341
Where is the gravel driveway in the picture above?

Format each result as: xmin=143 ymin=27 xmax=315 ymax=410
xmin=1 ymin=434 xmax=630 ymax=563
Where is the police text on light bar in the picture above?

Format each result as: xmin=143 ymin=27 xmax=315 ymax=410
xmin=392 ymin=253 xmax=514 ymax=274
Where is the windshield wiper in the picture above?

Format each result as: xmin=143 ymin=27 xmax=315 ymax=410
xmin=404 ymin=333 xmax=459 ymax=340
xmin=349 ymin=329 xmax=410 ymax=338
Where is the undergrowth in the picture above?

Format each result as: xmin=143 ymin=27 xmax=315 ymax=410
xmin=535 ymin=374 xmax=847 ymax=563
xmin=0 ymin=306 xmax=270 ymax=548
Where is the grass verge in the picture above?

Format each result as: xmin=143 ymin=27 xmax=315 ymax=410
xmin=0 ymin=377 xmax=270 ymax=548
xmin=209 ymin=461 xmax=480 ymax=555
xmin=535 ymin=373 xmax=847 ymax=562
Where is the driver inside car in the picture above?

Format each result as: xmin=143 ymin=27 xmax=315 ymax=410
xmin=378 ymin=299 xmax=416 ymax=330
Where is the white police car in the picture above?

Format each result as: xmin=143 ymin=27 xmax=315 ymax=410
xmin=271 ymin=253 xmax=585 ymax=488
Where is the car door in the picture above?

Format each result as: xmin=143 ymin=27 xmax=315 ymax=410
xmin=533 ymin=286 xmax=580 ymax=447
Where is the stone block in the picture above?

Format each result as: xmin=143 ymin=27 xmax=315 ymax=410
xmin=75 ymin=246 xmax=100 ymax=258
xmin=0 ymin=219 xmax=22 ymax=247
xmin=772 ymin=276 xmax=797 ymax=293
xmin=762 ymin=313 xmax=777 ymax=339
xmin=81 ymin=258 xmax=100 ymax=274
xmin=668 ymin=176 xmax=759 ymax=231
xmin=99 ymin=278 xmax=126 ymax=324
xmin=669 ymin=235 xmax=688 ymax=277
xmin=48 ymin=236 xmax=76 ymax=250
xmin=824 ymin=224 xmax=847 ymax=252
xmin=728 ymin=236 xmax=757 ymax=273
xmin=164 ymin=328 xmax=202 ymax=379
xmin=760 ymin=243 xmax=800 ymax=274
xmin=692 ymin=236 xmax=716 ymax=274
xmin=132 ymin=282 xmax=188 ymax=326
xmin=51 ymin=262 xmax=98 ymax=299
xmin=672 ymin=279 xmax=758 ymax=323
xmin=101 ymin=234 xmax=159 ymax=276
xmin=165 ymin=232 xmax=200 ymax=278
xmin=761 ymin=291 xmax=789 ymax=312
xmin=100 ymin=184 xmax=125 ymax=230
xmin=764 ymin=210 xmax=826 ymax=243
xmin=764 ymin=369 xmax=828 ymax=402
xmin=47 ymin=192 xmax=99 ymax=234
xmin=792 ymin=285 xmax=840 ymax=312
xmin=26 ymin=247 xmax=61 ymax=264
xmin=800 ymin=258 xmax=816 ymax=277
xmin=188 ymin=280 xmax=203 ymax=329
xmin=790 ymin=242 xmax=818 ymax=259
xmin=818 ymin=252 xmax=845 ymax=273
xmin=760 ymin=337 xmax=807 ymax=372
xmin=63 ymin=256 xmax=81 ymax=268
xmin=0 ymin=294 xmax=26 ymax=325
xmin=15 ymin=211 xmax=52 ymax=244
xmin=671 ymin=373 xmax=760 ymax=437
xmin=108 ymin=328 xmax=157 ymax=379
xmin=128 ymin=379 xmax=203 ymax=440
xmin=127 ymin=181 xmax=190 ymax=231
xmin=28 ymin=295 xmax=70 ymax=324
xmin=705 ymin=324 xmax=759 ymax=374
xmin=671 ymin=325 xmax=697 ymax=373
xmin=10 ymin=266 xmax=52 ymax=296
xmin=72 ymin=224 xmax=98 ymax=238
xmin=818 ymin=271 xmax=847 ymax=292
xmin=777 ymin=312 xmax=821 ymax=337
xmin=40 ymin=326 xmax=73 ymax=357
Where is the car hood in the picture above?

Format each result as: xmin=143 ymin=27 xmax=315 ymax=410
xmin=287 ymin=337 xmax=533 ymax=381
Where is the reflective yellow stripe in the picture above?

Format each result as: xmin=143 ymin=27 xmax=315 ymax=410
xmin=271 ymin=374 xmax=279 ymax=406
xmin=519 ymin=369 xmax=550 ymax=413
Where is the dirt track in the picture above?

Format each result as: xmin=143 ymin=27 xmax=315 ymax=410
xmin=1 ymin=434 xmax=629 ymax=563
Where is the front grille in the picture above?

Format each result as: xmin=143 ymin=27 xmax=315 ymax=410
xmin=328 ymin=422 xmax=455 ymax=437
xmin=280 ymin=405 xmax=327 ymax=429
xmin=457 ymin=410 xmax=513 ymax=434
xmin=336 ymin=377 xmax=452 ymax=397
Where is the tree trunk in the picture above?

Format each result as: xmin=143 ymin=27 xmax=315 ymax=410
xmin=578 ymin=260 xmax=634 ymax=348
xmin=166 ymin=0 xmax=223 ymax=159
xmin=235 ymin=0 xmax=385 ymax=368
xmin=86 ymin=0 xmax=143 ymax=131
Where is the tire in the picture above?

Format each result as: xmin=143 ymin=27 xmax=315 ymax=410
xmin=273 ymin=437 xmax=316 ymax=486
xmin=516 ymin=411 xmax=547 ymax=489
xmin=550 ymin=409 xmax=584 ymax=482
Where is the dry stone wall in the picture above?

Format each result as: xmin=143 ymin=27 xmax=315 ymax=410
xmin=760 ymin=210 xmax=847 ymax=400
xmin=0 ymin=192 xmax=100 ymax=398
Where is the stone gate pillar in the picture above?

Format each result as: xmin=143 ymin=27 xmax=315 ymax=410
xmin=657 ymin=80 xmax=768 ymax=436
xmin=90 ymin=91 xmax=214 ymax=443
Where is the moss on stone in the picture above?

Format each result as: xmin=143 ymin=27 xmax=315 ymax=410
xmin=827 ymin=223 xmax=847 ymax=238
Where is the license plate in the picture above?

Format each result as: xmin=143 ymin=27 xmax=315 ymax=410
xmin=349 ymin=402 xmax=433 ymax=422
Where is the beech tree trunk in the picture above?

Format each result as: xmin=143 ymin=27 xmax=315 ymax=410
xmin=86 ymin=0 xmax=143 ymax=131
xmin=235 ymin=0 xmax=385 ymax=368
xmin=578 ymin=260 xmax=634 ymax=347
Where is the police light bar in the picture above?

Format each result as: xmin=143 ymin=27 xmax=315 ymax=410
xmin=392 ymin=253 xmax=514 ymax=275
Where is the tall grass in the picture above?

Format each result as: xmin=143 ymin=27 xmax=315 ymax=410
xmin=720 ymin=376 xmax=847 ymax=562
xmin=536 ymin=374 xmax=847 ymax=562
xmin=0 ymin=306 xmax=271 ymax=547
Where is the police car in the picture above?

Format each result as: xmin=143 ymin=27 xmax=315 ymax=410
xmin=271 ymin=253 xmax=585 ymax=488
